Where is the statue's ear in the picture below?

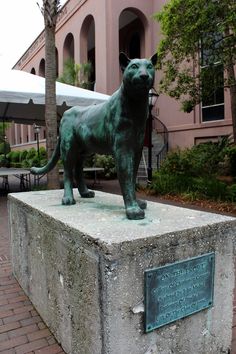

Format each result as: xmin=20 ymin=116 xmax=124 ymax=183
xmin=119 ymin=52 xmax=130 ymax=72
xmin=150 ymin=53 xmax=158 ymax=67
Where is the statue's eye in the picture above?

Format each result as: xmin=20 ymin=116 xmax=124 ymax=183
xmin=131 ymin=64 xmax=138 ymax=69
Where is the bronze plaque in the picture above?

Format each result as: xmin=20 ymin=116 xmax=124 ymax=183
xmin=144 ymin=253 xmax=215 ymax=332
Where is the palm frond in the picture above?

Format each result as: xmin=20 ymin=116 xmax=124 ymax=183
xmin=38 ymin=0 xmax=61 ymax=27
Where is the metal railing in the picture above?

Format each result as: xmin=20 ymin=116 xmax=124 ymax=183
xmin=136 ymin=113 xmax=168 ymax=183
xmin=152 ymin=114 xmax=168 ymax=169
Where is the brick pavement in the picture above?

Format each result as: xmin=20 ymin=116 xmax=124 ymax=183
xmin=0 ymin=178 xmax=236 ymax=353
xmin=0 ymin=195 xmax=65 ymax=354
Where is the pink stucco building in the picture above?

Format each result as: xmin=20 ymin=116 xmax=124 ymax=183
xmin=7 ymin=0 xmax=233 ymax=152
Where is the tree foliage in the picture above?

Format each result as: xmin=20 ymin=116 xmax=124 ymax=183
xmin=37 ymin=0 xmax=60 ymax=27
xmin=58 ymin=58 xmax=93 ymax=89
xmin=154 ymin=0 xmax=236 ymax=114
xmin=0 ymin=122 xmax=10 ymax=143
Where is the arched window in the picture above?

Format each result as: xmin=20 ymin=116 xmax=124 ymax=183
xmin=80 ymin=15 xmax=96 ymax=89
xmin=63 ymin=33 xmax=75 ymax=64
xmin=129 ymin=32 xmax=141 ymax=59
xmin=39 ymin=59 xmax=45 ymax=77
xmin=119 ymin=8 xmax=146 ymax=59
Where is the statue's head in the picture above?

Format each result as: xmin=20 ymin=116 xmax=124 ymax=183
xmin=119 ymin=52 xmax=157 ymax=92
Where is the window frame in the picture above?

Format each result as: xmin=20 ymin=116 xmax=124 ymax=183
xmin=200 ymin=34 xmax=225 ymax=123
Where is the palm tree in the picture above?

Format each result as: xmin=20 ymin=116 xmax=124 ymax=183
xmin=38 ymin=0 xmax=60 ymax=189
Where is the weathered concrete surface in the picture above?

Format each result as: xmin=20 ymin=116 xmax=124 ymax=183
xmin=9 ymin=189 xmax=236 ymax=354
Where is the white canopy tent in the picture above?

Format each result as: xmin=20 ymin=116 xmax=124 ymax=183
xmin=0 ymin=70 xmax=109 ymax=125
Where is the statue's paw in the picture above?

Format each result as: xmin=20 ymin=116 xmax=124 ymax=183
xmin=80 ymin=190 xmax=95 ymax=198
xmin=137 ymin=199 xmax=147 ymax=210
xmin=126 ymin=206 xmax=145 ymax=220
xmin=62 ymin=196 xmax=76 ymax=205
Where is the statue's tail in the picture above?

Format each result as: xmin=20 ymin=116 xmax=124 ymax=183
xmin=30 ymin=138 xmax=61 ymax=175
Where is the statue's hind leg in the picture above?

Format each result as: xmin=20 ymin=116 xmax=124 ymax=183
xmin=74 ymin=156 xmax=95 ymax=198
xmin=61 ymin=138 xmax=76 ymax=205
xmin=62 ymin=161 xmax=76 ymax=205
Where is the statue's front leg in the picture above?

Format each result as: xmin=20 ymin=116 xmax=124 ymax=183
xmin=115 ymin=153 xmax=145 ymax=220
xmin=137 ymin=199 xmax=147 ymax=210
xmin=134 ymin=151 xmax=147 ymax=211
xmin=126 ymin=203 xmax=145 ymax=220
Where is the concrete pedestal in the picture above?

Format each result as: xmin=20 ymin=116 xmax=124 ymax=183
xmin=9 ymin=189 xmax=236 ymax=354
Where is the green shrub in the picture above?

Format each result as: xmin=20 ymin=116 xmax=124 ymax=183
xmin=150 ymin=138 xmax=235 ymax=203
xmin=192 ymin=177 xmax=227 ymax=200
xmin=19 ymin=150 xmax=28 ymax=162
xmin=39 ymin=147 xmax=47 ymax=158
xmin=84 ymin=154 xmax=95 ymax=167
xmin=5 ymin=148 xmax=47 ymax=168
xmin=21 ymin=158 xmax=40 ymax=168
xmin=0 ymin=142 xmax=10 ymax=155
xmin=160 ymin=149 xmax=193 ymax=176
xmin=7 ymin=151 xmax=20 ymax=163
xmin=30 ymin=156 xmax=41 ymax=167
xmin=159 ymin=139 xmax=229 ymax=178
xmin=226 ymin=184 xmax=236 ymax=202
xmin=26 ymin=148 xmax=37 ymax=159
xmin=189 ymin=140 xmax=229 ymax=175
xmin=57 ymin=159 xmax=63 ymax=168
xmin=150 ymin=172 xmax=229 ymax=202
xmin=150 ymin=172 xmax=194 ymax=195
xmin=21 ymin=159 xmax=30 ymax=168
xmin=93 ymin=154 xmax=116 ymax=179
xmin=225 ymin=146 xmax=236 ymax=176
xmin=0 ymin=154 xmax=9 ymax=167
xmin=40 ymin=158 xmax=48 ymax=167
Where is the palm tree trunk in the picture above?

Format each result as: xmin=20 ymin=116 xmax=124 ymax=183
xmin=44 ymin=6 xmax=60 ymax=189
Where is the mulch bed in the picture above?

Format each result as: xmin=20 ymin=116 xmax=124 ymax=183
xmin=152 ymin=194 xmax=236 ymax=216
xmin=137 ymin=186 xmax=236 ymax=217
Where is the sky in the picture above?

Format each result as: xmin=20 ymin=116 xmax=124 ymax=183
xmin=0 ymin=0 xmax=67 ymax=71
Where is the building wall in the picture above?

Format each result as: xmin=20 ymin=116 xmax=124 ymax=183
xmin=8 ymin=0 xmax=233 ymax=152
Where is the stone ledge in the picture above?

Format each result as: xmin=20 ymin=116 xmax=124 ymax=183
xmin=9 ymin=189 xmax=236 ymax=354
xmin=8 ymin=189 xmax=235 ymax=241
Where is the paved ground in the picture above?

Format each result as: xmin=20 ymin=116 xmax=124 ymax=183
xmin=0 ymin=175 xmax=236 ymax=353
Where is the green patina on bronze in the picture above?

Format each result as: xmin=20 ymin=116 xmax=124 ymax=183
xmin=144 ymin=253 xmax=215 ymax=332
xmin=31 ymin=53 xmax=157 ymax=220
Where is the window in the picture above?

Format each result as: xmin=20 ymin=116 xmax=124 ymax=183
xmin=201 ymin=33 xmax=224 ymax=122
xmin=129 ymin=32 xmax=141 ymax=59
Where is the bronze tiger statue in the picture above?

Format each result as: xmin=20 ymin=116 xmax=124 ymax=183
xmin=31 ymin=52 xmax=157 ymax=220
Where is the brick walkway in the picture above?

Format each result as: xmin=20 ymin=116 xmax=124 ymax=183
xmin=0 ymin=195 xmax=65 ymax=354
xmin=0 ymin=178 xmax=236 ymax=353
